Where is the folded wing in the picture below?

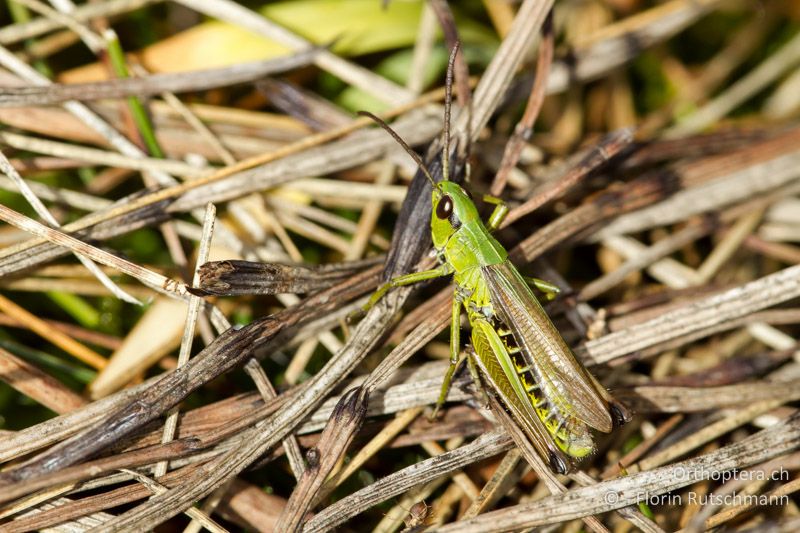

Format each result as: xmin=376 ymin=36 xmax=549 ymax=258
xmin=483 ymin=262 xmax=613 ymax=433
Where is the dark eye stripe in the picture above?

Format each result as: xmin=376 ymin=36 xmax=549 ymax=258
xmin=449 ymin=213 xmax=462 ymax=229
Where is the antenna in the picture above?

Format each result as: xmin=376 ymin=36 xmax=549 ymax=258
xmin=442 ymin=42 xmax=459 ymax=182
xmin=358 ymin=111 xmax=436 ymax=187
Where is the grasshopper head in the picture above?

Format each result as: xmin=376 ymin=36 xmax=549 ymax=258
xmin=431 ymin=181 xmax=480 ymax=249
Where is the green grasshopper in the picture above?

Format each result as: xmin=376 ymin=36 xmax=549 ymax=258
xmin=360 ymin=52 xmax=629 ymax=474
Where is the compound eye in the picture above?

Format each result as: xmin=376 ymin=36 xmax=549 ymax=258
xmin=436 ymin=195 xmax=453 ymax=219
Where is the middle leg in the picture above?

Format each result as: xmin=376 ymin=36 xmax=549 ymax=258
xmin=431 ymin=290 xmax=464 ymax=420
xmin=522 ymin=276 xmax=561 ymax=300
xmin=483 ymin=194 xmax=509 ymax=231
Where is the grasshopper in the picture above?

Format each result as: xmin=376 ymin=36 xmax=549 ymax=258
xmin=361 ymin=48 xmax=629 ymax=474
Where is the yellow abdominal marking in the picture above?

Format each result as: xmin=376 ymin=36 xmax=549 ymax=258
xmin=510 ymin=340 xmax=594 ymax=458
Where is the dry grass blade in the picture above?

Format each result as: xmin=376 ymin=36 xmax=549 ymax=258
xmin=2 ymin=0 xmax=798 ymax=531
xmin=490 ymin=12 xmax=554 ymax=196
xmin=1 ymin=465 xmax=207 ymax=532
xmin=580 ymin=220 xmax=713 ymax=300
xmin=175 ymin=0 xmax=413 ymax=105
xmin=636 ymin=400 xmax=787 ymax=472
xmin=505 ymin=168 xmax=675 ymax=266
xmin=484 ymin=395 xmax=614 ymax=533
xmin=0 ymin=108 xmax=439 ymax=278
xmin=275 ymin=387 xmax=368 ymax=531
xmin=0 ymin=44 xmax=175 ymax=186
xmin=0 ymin=438 xmax=202 ymax=505
xmin=0 ymin=263 xmax=381 ymax=493
xmin=119 ymin=469 xmax=229 ymax=533
xmin=33 ymin=4 xmax=552 ymax=530
xmin=670 ymin=30 xmax=800 ymax=135
xmin=155 ymin=203 xmax=216 ymax=477
xmin=0 ymin=130 xmax=205 ymax=177
xmin=90 ymin=292 xmax=411 ymax=532
xmin=545 ymin=0 xmax=722 ymax=94
xmin=320 ymin=406 xmax=424 ymax=496
xmin=597 ymin=128 xmax=800 ymax=237
xmin=0 ymin=292 xmax=107 ymax=369
xmin=584 ymin=263 xmax=800 ymax=365
xmin=193 ymin=259 xmax=378 ymax=296
xmin=0 ymin=50 xmax=318 ymax=107
xmin=303 ymin=430 xmax=514 ymax=533
xmin=453 ymin=0 xmax=553 ymax=140
xmin=0 ymin=202 xmax=187 ymax=296
xmin=0 ymin=378 xmax=153 ymax=463
xmin=620 ymin=380 xmax=800 ymax=413
xmin=503 ymin=127 xmax=635 ymax=227
xmin=0 ymin=0 xmax=156 ymax=45
xmin=460 ymin=448 xmax=522 ymax=519
xmin=433 ymin=413 xmax=800 ymax=532
xmin=0 ymin=146 xmax=139 ymax=303
xmin=0 ymin=347 xmax=85 ymax=413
